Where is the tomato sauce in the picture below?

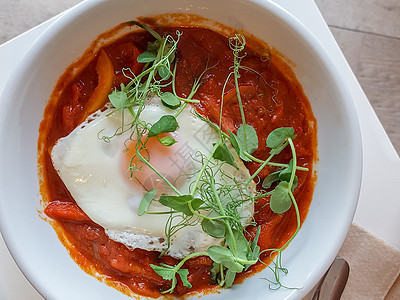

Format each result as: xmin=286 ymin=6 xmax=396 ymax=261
xmin=38 ymin=16 xmax=317 ymax=298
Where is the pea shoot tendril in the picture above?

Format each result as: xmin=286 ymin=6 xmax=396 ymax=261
xmin=102 ymin=23 xmax=309 ymax=294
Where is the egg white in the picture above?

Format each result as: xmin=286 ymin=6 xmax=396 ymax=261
xmin=51 ymin=96 xmax=255 ymax=259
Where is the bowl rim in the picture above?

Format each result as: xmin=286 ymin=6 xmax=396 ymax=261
xmin=0 ymin=0 xmax=362 ymax=299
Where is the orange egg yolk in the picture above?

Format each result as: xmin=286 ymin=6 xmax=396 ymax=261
xmin=121 ymin=133 xmax=191 ymax=194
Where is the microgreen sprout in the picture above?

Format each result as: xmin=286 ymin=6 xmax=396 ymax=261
xmin=102 ymin=23 xmax=309 ymax=294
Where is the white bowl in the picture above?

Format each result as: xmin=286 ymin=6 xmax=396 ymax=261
xmin=0 ymin=0 xmax=362 ymax=299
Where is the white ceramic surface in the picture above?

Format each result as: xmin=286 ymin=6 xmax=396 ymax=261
xmin=0 ymin=0 xmax=362 ymax=299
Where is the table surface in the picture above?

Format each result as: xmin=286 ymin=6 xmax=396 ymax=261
xmin=0 ymin=0 xmax=399 ymax=299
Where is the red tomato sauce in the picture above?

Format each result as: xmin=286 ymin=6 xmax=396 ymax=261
xmin=38 ymin=16 xmax=317 ymax=298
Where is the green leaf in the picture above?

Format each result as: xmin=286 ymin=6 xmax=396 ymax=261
xmin=150 ymin=263 xmax=191 ymax=293
xmin=191 ymin=198 xmax=204 ymax=211
xmin=212 ymin=143 xmax=238 ymax=170
xmin=269 ymin=144 xmax=287 ymax=156
xmin=249 ymin=226 xmax=261 ymax=261
xmin=277 ymin=160 xmax=298 ymax=191
xmin=138 ymin=189 xmax=157 ymax=216
xmin=137 ymin=51 xmax=156 ymax=63
xmin=207 ymin=246 xmax=243 ymax=273
xmin=177 ymin=269 xmax=192 ymax=288
xmin=270 ymin=181 xmax=292 ymax=214
xmin=108 ymin=90 xmax=128 ymax=110
xmin=148 ymin=115 xmax=179 ymax=137
xmin=159 ymin=195 xmax=204 ymax=216
xmin=207 ymin=245 xmax=234 ymax=263
xmin=236 ymin=124 xmax=259 ymax=155
xmin=291 ymin=175 xmax=298 ymax=192
xmin=225 ymin=269 xmax=237 ymax=288
xmin=228 ymin=129 xmax=251 ymax=162
xmin=150 ymin=264 xmax=175 ymax=280
xmin=222 ymin=259 xmax=244 ymax=273
xmin=201 ymin=219 xmax=226 ymax=238
xmin=150 ymin=264 xmax=179 ymax=294
xmin=263 ymin=161 xmax=299 ymax=192
xmin=279 ymin=159 xmax=294 ymax=182
xmin=210 ymin=262 xmax=221 ymax=283
xmin=157 ymin=65 xmax=170 ymax=80
xmin=252 ymin=226 xmax=261 ymax=246
xmin=161 ymin=92 xmax=181 ymax=109
xmin=225 ymin=229 xmax=248 ymax=260
xmin=159 ymin=136 xmax=177 ymax=146
xmin=266 ymin=127 xmax=296 ymax=150
xmin=262 ymin=171 xmax=280 ymax=189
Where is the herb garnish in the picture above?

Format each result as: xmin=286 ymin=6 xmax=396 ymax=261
xmin=103 ymin=24 xmax=309 ymax=293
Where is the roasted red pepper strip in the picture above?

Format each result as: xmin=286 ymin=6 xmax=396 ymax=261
xmin=79 ymin=49 xmax=114 ymax=123
xmin=45 ymin=201 xmax=92 ymax=222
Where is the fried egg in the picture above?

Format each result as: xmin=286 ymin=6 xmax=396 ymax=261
xmin=51 ymin=96 xmax=255 ymax=259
